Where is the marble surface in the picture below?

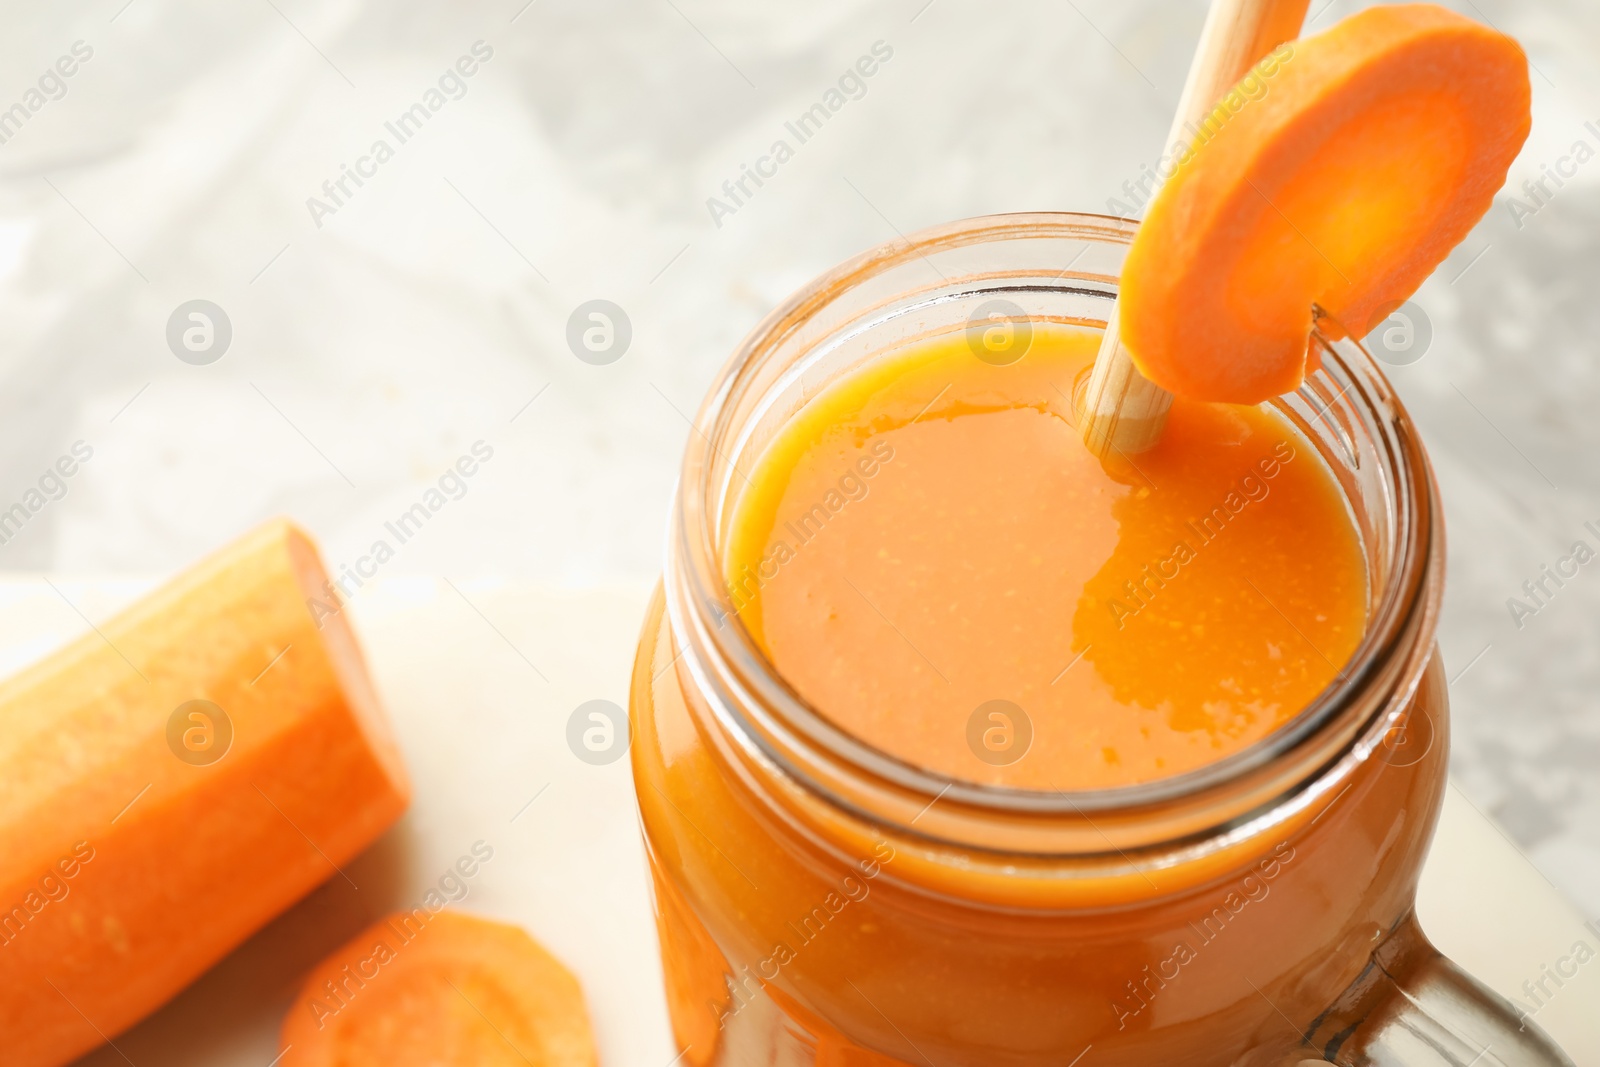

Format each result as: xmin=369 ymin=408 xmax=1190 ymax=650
xmin=0 ymin=0 xmax=1596 ymax=933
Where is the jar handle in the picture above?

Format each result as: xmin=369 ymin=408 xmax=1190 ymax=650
xmin=1301 ymin=911 xmax=1572 ymax=1065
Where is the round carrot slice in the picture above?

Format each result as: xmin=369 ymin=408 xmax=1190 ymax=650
xmin=280 ymin=910 xmax=598 ymax=1067
xmin=1120 ymin=3 xmax=1531 ymax=403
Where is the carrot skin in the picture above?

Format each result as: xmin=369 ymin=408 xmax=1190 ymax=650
xmin=0 ymin=519 xmax=410 ymax=1067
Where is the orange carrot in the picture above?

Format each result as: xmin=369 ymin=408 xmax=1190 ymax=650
xmin=1120 ymin=3 xmax=1531 ymax=403
xmin=280 ymin=910 xmax=598 ymax=1066
xmin=0 ymin=520 xmax=410 ymax=1067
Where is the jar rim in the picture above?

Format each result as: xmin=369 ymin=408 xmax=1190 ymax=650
xmin=666 ymin=210 xmax=1442 ymax=843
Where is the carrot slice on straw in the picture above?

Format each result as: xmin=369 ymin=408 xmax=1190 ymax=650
xmin=1120 ymin=3 xmax=1531 ymax=403
xmin=280 ymin=910 xmax=599 ymax=1066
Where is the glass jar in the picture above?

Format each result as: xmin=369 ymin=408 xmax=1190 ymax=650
xmin=629 ymin=213 xmax=1572 ymax=1066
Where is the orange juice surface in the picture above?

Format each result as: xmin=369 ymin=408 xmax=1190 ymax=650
xmin=725 ymin=326 xmax=1368 ymax=790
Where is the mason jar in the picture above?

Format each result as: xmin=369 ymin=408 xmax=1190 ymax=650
xmin=629 ymin=212 xmax=1571 ymax=1067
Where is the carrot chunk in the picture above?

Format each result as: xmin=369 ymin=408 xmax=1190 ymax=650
xmin=1120 ymin=3 xmax=1531 ymax=403
xmin=0 ymin=520 xmax=410 ymax=1067
xmin=280 ymin=910 xmax=598 ymax=1066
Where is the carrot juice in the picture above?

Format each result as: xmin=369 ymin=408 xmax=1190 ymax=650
xmin=631 ymin=214 xmax=1450 ymax=1066
xmin=722 ymin=326 xmax=1367 ymax=792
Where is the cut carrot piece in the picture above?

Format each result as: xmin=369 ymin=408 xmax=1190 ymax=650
xmin=0 ymin=520 xmax=409 ymax=1067
xmin=1120 ymin=3 xmax=1531 ymax=403
xmin=280 ymin=910 xmax=598 ymax=1066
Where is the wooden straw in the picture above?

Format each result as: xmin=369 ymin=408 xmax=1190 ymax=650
xmin=1080 ymin=0 xmax=1311 ymax=457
